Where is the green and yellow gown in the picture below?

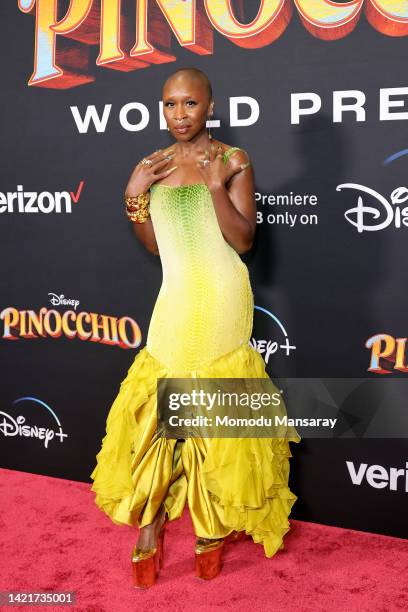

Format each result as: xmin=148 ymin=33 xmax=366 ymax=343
xmin=90 ymin=147 xmax=300 ymax=558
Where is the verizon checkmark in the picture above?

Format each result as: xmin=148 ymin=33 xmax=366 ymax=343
xmin=70 ymin=180 xmax=84 ymax=203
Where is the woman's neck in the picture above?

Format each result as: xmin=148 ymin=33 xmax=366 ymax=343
xmin=174 ymin=131 xmax=212 ymax=156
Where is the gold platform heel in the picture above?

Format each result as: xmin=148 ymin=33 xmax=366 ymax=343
xmin=131 ymin=508 xmax=168 ymax=589
xmin=195 ymin=538 xmax=224 ymax=580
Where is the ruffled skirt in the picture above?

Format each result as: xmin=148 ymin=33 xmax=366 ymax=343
xmin=90 ymin=343 xmax=301 ymax=558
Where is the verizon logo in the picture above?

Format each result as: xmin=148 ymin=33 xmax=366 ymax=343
xmin=346 ymin=461 xmax=408 ymax=492
xmin=0 ymin=182 xmax=84 ymax=214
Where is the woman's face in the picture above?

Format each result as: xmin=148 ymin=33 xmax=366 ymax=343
xmin=162 ymin=76 xmax=213 ymax=141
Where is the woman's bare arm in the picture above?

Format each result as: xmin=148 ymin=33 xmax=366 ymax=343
xmin=131 ymin=217 xmax=159 ymax=256
xmin=124 ymin=148 xmax=176 ymax=256
xmin=208 ymin=150 xmax=256 ymax=254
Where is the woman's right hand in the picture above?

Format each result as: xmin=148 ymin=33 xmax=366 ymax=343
xmin=125 ymin=149 xmax=178 ymax=196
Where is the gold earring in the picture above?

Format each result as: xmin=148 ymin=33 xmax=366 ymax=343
xmin=207 ymin=113 xmax=213 ymax=140
xmin=167 ymin=124 xmax=170 ymax=131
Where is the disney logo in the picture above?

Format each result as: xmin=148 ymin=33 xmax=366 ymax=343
xmin=0 ymin=412 xmax=68 ymax=448
xmin=48 ymin=293 xmax=80 ymax=310
xmin=250 ymin=338 xmax=277 ymax=364
xmin=249 ymin=337 xmax=296 ymax=364
xmin=337 ymin=183 xmax=408 ymax=233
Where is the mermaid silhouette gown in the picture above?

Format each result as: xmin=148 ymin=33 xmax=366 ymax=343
xmin=90 ymin=147 xmax=300 ymax=558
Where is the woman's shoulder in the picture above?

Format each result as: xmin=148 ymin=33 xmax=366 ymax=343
xmin=213 ymin=140 xmax=251 ymax=166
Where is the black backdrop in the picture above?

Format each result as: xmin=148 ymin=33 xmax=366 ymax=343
xmin=1 ymin=1 xmax=407 ymax=539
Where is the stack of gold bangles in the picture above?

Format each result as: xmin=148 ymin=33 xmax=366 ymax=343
xmin=125 ymin=191 xmax=150 ymax=223
xmin=125 ymin=156 xmax=154 ymax=223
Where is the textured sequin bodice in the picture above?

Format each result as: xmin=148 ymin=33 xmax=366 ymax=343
xmin=145 ymin=147 xmax=254 ymax=373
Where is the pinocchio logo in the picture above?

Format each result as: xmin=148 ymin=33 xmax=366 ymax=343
xmin=366 ymin=334 xmax=408 ymax=374
xmin=18 ymin=0 xmax=407 ymax=89
xmin=1 ymin=306 xmax=142 ymax=349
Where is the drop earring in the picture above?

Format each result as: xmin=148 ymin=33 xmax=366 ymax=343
xmin=207 ymin=113 xmax=213 ymax=140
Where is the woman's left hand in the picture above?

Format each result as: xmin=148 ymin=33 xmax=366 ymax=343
xmin=196 ymin=144 xmax=236 ymax=190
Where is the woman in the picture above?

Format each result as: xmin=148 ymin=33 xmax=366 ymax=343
xmin=90 ymin=67 xmax=300 ymax=588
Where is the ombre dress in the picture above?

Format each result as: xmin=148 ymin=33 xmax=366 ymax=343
xmin=90 ymin=146 xmax=300 ymax=558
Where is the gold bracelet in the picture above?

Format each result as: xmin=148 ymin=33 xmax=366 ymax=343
xmin=125 ymin=207 xmax=149 ymax=222
xmin=125 ymin=192 xmax=150 ymax=207
xmin=124 ymin=192 xmax=150 ymax=223
xmin=127 ymin=208 xmax=150 ymax=223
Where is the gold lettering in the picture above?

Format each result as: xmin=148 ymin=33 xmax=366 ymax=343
xmin=205 ymin=0 xmax=292 ymax=47
xmin=365 ymin=0 xmax=408 ymax=37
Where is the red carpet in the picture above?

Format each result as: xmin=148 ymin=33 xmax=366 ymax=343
xmin=0 ymin=467 xmax=406 ymax=611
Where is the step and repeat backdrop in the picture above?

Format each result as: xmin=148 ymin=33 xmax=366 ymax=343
xmin=1 ymin=1 xmax=407 ymax=539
